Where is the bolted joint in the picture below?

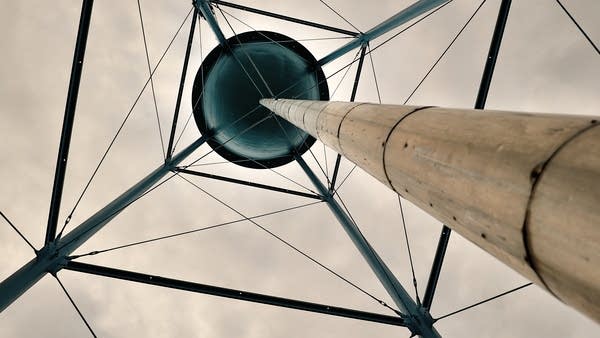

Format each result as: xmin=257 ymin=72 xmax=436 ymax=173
xmin=358 ymin=34 xmax=369 ymax=47
xmin=49 ymin=256 xmax=71 ymax=276
xmin=406 ymin=311 xmax=436 ymax=338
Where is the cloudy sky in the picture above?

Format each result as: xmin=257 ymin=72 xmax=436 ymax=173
xmin=1 ymin=0 xmax=599 ymax=337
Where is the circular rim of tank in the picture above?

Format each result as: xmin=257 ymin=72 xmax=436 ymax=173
xmin=191 ymin=30 xmax=329 ymax=169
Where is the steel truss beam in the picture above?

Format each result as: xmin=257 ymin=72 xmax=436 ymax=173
xmin=0 ymin=137 xmax=208 ymax=312
xmin=45 ymin=0 xmax=94 ymax=245
xmin=175 ymin=168 xmax=323 ymax=200
xmin=63 ymin=261 xmax=407 ymax=327
xmin=475 ymin=0 xmax=512 ymax=110
xmin=318 ymin=0 xmax=449 ymax=66
xmin=295 ymin=154 xmax=440 ymax=338
xmin=422 ymin=226 xmax=450 ymax=310
xmin=209 ymin=0 xmax=359 ymax=37
xmin=166 ymin=8 xmax=198 ymax=160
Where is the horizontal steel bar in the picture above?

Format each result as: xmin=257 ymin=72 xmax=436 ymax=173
xmin=210 ymin=0 xmax=359 ymax=37
xmin=329 ymin=154 xmax=342 ymax=192
xmin=175 ymin=168 xmax=322 ymax=200
xmin=295 ymin=154 xmax=439 ymax=337
xmin=64 ymin=261 xmax=407 ymax=327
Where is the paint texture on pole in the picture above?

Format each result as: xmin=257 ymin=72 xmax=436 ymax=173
xmin=260 ymin=98 xmax=600 ymax=322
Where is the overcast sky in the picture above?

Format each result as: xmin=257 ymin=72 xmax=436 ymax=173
xmin=1 ymin=0 xmax=599 ymax=337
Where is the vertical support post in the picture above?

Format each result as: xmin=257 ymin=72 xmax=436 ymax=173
xmin=421 ymin=0 xmax=512 ymax=312
xmin=193 ymin=0 xmax=228 ymax=47
xmin=474 ymin=0 xmax=511 ymax=110
xmin=45 ymin=0 xmax=94 ymax=245
xmin=295 ymin=154 xmax=440 ymax=338
xmin=349 ymin=46 xmax=367 ymax=102
xmin=422 ymin=226 xmax=450 ymax=310
xmin=166 ymin=8 xmax=198 ymax=160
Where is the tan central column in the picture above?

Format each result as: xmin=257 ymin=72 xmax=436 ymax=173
xmin=260 ymin=98 xmax=600 ymax=322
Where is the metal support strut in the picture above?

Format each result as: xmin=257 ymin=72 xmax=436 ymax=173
xmin=45 ymin=0 xmax=94 ymax=245
xmin=166 ymin=7 xmax=198 ymax=160
xmin=295 ymin=154 xmax=440 ymax=338
xmin=64 ymin=261 xmax=408 ymax=327
xmin=0 ymin=137 xmax=208 ymax=312
xmin=209 ymin=0 xmax=359 ymax=37
xmin=329 ymin=45 xmax=367 ymax=192
xmin=175 ymin=168 xmax=322 ymax=200
xmin=318 ymin=0 xmax=449 ymax=66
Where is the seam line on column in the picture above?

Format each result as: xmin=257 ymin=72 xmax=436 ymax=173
xmin=303 ymin=100 xmax=332 ymax=133
xmin=522 ymin=120 xmax=599 ymax=299
xmin=335 ymin=103 xmax=367 ymax=139
xmin=381 ymin=106 xmax=435 ymax=192
xmin=315 ymin=101 xmax=366 ymax=151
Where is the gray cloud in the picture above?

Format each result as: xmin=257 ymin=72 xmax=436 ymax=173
xmin=1 ymin=0 xmax=599 ymax=337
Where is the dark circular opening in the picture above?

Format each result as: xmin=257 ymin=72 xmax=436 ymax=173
xmin=191 ymin=31 xmax=329 ymax=169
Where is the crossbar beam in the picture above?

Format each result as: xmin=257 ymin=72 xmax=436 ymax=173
xmin=64 ymin=261 xmax=408 ymax=327
xmin=175 ymin=168 xmax=322 ymax=200
xmin=210 ymin=0 xmax=358 ymax=37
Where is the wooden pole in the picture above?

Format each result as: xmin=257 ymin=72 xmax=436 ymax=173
xmin=261 ymin=98 xmax=600 ymax=322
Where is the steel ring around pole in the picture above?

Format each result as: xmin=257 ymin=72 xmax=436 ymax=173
xmin=191 ymin=31 xmax=329 ymax=169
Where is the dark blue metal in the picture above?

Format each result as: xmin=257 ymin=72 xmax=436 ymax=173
xmin=45 ymin=0 xmax=94 ymax=245
xmin=192 ymin=31 xmax=329 ymax=169
xmin=474 ymin=0 xmax=511 ymax=110
xmin=64 ymin=261 xmax=408 ymax=327
xmin=329 ymin=154 xmax=342 ymax=192
xmin=317 ymin=0 xmax=449 ymax=66
xmin=175 ymin=168 xmax=322 ymax=200
xmin=166 ymin=8 xmax=198 ymax=160
xmin=422 ymin=226 xmax=450 ymax=310
xmin=295 ymin=154 xmax=440 ymax=338
xmin=194 ymin=0 xmax=228 ymax=46
xmin=0 ymin=137 xmax=207 ymax=312
xmin=209 ymin=0 xmax=359 ymax=37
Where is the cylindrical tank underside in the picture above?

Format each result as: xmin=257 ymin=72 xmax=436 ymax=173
xmin=191 ymin=31 xmax=329 ymax=168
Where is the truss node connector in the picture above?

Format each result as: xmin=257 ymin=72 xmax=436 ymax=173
xmin=358 ymin=35 xmax=369 ymax=48
xmin=0 ymin=137 xmax=208 ymax=313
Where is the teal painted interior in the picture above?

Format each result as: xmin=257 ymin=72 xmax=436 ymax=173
xmin=192 ymin=31 xmax=329 ymax=168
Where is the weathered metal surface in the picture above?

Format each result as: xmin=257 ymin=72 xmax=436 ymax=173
xmin=261 ymin=98 xmax=600 ymax=322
